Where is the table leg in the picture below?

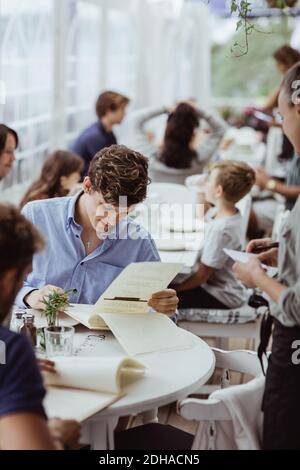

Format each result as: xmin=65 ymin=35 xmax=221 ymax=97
xmin=141 ymin=408 xmax=158 ymax=424
xmin=87 ymin=417 xmax=119 ymax=450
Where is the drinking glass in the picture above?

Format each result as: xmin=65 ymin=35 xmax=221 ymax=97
xmin=44 ymin=326 xmax=74 ymax=357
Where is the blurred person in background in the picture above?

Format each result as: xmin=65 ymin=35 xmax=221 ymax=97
xmin=20 ymin=150 xmax=83 ymax=209
xmin=245 ymin=45 xmax=300 ymax=161
xmin=0 ymin=124 xmax=18 ymax=181
xmin=70 ymin=91 xmax=130 ymax=178
xmin=134 ymin=102 xmax=226 ymax=185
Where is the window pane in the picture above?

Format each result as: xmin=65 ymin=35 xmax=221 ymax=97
xmin=0 ymin=0 xmax=53 ymax=191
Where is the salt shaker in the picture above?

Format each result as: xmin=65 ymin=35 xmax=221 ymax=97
xmin=11 ymin=309 xmax=26 ymax=333
xmin=20 ymin=314 xmax=37 ymax=347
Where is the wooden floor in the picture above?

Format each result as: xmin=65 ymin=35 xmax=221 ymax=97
xmin=129 ymin=337 xmax=254 ymax=435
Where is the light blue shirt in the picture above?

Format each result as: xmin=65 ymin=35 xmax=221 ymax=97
xmin=16 ymin=193 xmax=160 ymax=307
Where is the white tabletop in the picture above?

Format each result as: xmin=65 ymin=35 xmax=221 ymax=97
xmin=72 ymin=325 xmax=215 ymax=419
xmin=158 ymin=231 xmax=203 ymax=275
xmin=34 ymin=318 xmax=214 ymax=449
xmin=219 ymin=141 xmax=266 ymax=167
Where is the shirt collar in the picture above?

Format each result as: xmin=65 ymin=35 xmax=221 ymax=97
xmin=98 ymin=119 xmax=110 ymax=135
xmin=67 ymin=190 xmax=83 ymax=229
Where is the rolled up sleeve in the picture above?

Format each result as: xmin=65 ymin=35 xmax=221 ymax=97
xmin=15 ymin=286 xmax=38 ymax=308
xmin=277 ymin=281 xmax=300 ymax=326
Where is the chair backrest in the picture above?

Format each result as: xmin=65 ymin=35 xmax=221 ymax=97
xmin=178 ymin=348 xmax=264 ymax=450
xmin=212 ymin=347 xmax=262 ymax=377
xmin=236 ymin=194 xmax=252 ymax=247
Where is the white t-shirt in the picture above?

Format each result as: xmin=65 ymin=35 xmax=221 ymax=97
xmin=200 ymin=207 xmax=247 ymax=308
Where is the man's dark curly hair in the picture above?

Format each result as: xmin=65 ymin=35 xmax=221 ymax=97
xmin=88 ymin=145 xmax=150 ymax=206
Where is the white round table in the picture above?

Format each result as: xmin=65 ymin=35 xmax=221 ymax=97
xmin=72 ymin=325 xmax=215 ymax=450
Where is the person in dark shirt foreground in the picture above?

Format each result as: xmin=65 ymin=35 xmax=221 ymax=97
xmin=0 ymin=204 xmax=79 ymax=450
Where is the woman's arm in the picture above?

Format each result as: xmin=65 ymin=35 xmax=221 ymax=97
xmin=234 ymin=258 xmax=300 ymax=325
xmin=255 ymin=168 xmax=300 ymax=201
xmin=232 ymin=256 xmax=285 ymax=300
xmin=270 ymin=181 xmax=300 ymax=201
xmin=232 ymin=257 xmax=300 ymax=326
xmin=133 ymin=106 xmax=168 ymax=153
xmin=195 ymin=110 xmax=227 ymax=163
xmin=263 ymin=86 xmax=280 ymax=112
xmin=250 ymin=267 xmax=286 ymax=303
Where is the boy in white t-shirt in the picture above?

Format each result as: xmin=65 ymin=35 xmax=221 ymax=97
xmin=177 ymin=160 xmax=256 ymax=311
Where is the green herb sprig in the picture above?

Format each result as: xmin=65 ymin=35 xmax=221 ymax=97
xmin=42 ymin=288 xmax=77 ymax=327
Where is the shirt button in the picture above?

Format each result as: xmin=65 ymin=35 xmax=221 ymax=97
xmin=76 ymin=235 xmax=80 ymax=239
xmin=80 ymin=262 xmax=84 ymax=266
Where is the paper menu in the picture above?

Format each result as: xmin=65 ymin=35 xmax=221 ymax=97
xmin=223 ymin=249 xmax=258 ymax=264
xmin=90 ymin=262 xmax=182 ymax=317
xmin=44 ymin=356 xmax=144 ymax=394
xmin=65 ymin=304 xmax=109 ymax=330
xmin=62 ymin=262 xmax=194 ymax=357
xmin=223 ymin=249 xmax=278 ymax=277
xmin=43 ymin=356 xmax=145 ymax=421
xmin=64 ymin=262 xmax=182 ymax=330
xmin=101 ymin=312 xmax=196 ymax=356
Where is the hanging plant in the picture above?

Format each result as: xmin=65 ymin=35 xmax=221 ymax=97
xmin=230 ymin=0 xmax=257 ymax=57
xmin=229 ymin=0 xmax=297 ymax=56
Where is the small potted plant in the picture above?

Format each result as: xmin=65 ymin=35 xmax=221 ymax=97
xmin=38 ymin=288 xmax=77 ymax=352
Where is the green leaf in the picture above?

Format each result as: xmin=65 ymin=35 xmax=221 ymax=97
xmin=42 ymin=288 xmax=76 ymax=327
xmin=236 ymin=19 xmax=243 ymax=31
xmin=231 ymin=1 xmax=238 ymax=13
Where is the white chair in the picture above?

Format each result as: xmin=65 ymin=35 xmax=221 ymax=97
xmin=178 ymin=309 xmax=263 ymax=352
xmin=265 ymin=127 xmax=285 ymax=177
xmin=236 ymin=194 xmax=252 ymax=247
xmin=115 ymin=348 xmax=265 ymax=450
xmin=178 ymin=347 xmax=265 ymax=450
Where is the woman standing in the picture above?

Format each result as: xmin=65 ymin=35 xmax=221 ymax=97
xmin=233 ymin=61 xmax=300 ymax=450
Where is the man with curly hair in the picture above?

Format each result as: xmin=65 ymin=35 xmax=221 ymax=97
xmin=17 ymin=145 xmax=178 ymax=316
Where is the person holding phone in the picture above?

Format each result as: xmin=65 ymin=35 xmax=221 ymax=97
xmin=233 ymin=61 xmax=300 ymax=450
